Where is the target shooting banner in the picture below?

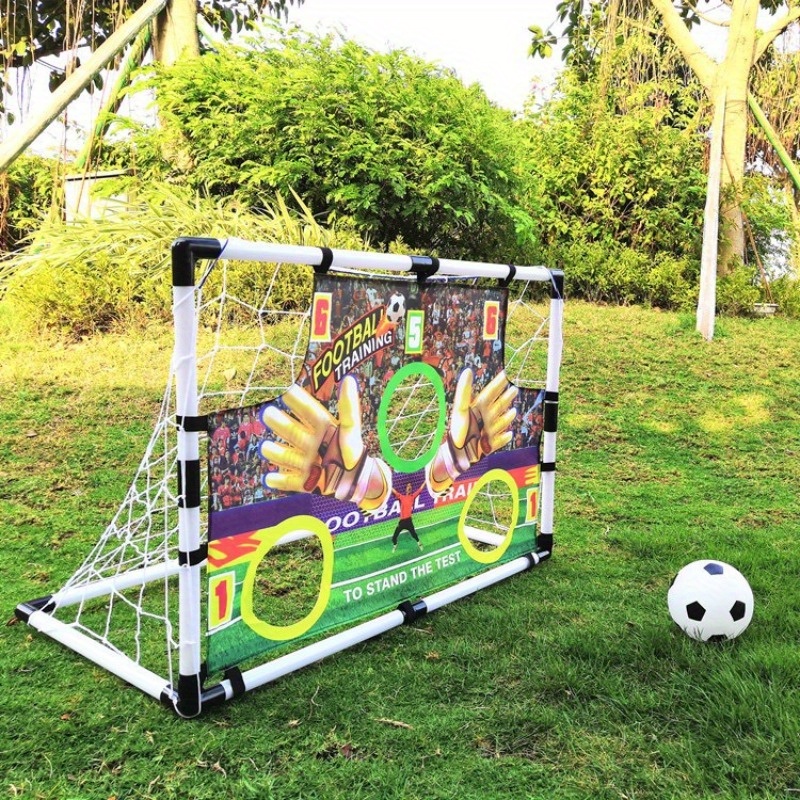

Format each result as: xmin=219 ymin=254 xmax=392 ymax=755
xmin=206 ymin=274 xmax=544 ymax=672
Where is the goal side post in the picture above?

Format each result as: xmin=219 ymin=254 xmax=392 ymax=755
xmin=538 ymin=270 xmax=564 ymax=556
xmin=171 ymin=237 xmax=224 ymax=717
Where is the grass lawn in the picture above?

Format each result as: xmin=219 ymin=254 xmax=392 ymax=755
xmin=1 ymin=302 xmax=799 ymax=800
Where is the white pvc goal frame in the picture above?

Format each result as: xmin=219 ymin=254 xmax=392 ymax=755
xmin=15 ymin=237 xmax=564 ymax=717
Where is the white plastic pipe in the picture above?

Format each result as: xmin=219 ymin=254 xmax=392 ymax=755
xmin=239 ymin=609 xmax=406 ymax=695
xmin=539 ymin=289 xmax=564 ymax=540
xmin=172 ymin=284 xmax=203 ymax=685
xmin=27 ymin=610 xmax=170 ymax=701
xmin=219 ymin=238 xmax=552 ymax=282
xmin=463 ymin=526 xmax=506 ymax=546
xmin=423 ymin=554 xmax=537 ymax=613
xmin=53 ymin=561 xmax=181 ymax=607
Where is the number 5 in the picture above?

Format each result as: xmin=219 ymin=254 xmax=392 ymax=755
xmin=405 ymin=309 xmax=425 ymax=354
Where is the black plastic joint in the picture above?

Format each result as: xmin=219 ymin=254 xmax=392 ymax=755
xmin=522 ymin=552 xmax=539 ymax=571
xmin=177 ymin=460 xmax=202 ymax=508
xmin=537 ymin=533 xmax=554 ymax=553
xmin=175 ymin=673 xmax=203 ymax=718
xmin=176 ymin=414 xmax=208 ymax=433
xmin=314 ymin=247 xmax=335 ymax=274
xmin=544 ymin=392 xmax=559 ymax=433
xmin=550 ymin=270 xmax=565 ymax=300
xmin=409 ymin=255 xmax=439 ymax=284
xmin=398 ymin=599 xmax=428 ymax=623
xmin=501 ymin=264 xmax=517 ymax=287
xmin=541 ymin=462 xmax=556 ymax=473
xmin=178 ymin=544 xmax=208 ymax=567
xmin=171 ymin=237 xmax=223 ymax=287
xmin=198 ymin=684 xmax=228 ymax=711
xmin=15 ymin=595 xmax=56 ymax=622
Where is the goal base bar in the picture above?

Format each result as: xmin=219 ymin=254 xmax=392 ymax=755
xmin=16 ymin=602 xmax=174 ymax=703
xmin=16 ymin=546 xmax=550 ymax=717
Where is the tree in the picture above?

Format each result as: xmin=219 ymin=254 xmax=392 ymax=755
xmin=532 ymin=0 xmax=800 ymax=338
xmin=532 ymin=0 xmax=800 ymax=273
xmin=649 ymin=0 xmax=800 ymax=273
xmin=0 ymin=0 xmax=303 ymax=171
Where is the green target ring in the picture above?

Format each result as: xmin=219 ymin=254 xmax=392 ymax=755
xmin=377 ymin=362 xmax=447 ymax=473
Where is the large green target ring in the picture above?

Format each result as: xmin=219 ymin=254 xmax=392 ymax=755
xmin=377 ymin=362 xmax=447 ymax=473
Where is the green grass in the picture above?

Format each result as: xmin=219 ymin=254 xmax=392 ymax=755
xmin=2 ymin=302 xmax=800 ymax=799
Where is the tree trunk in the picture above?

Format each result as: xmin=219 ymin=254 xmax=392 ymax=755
xmin=153 ymin=0 xmax=200 ymax=66
xmin=716 ymin=0 xmax=759 ymax=275
xmin=717 ymin=93 xmax=747 ymax=274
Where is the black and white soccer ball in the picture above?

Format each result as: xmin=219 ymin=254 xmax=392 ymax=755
xmin=386 ymin=292 xmax=405 ymax=325
xmin=668 ymin=560 xmax=754 ymax=642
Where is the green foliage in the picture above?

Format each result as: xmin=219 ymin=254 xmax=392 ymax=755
xmin=740 ymin=175 xmax=797 ymax=276
xmin=716 ymin=263 xmax=761 ymax=316
xmin=525 ymin=78 xmax=706 ymax=261
xmin=523 ymin=75 xmax=706 ymax=310
xmin=529 ymin=1 xmax=702 ymax=85
xmin=750 ymin=48 xmax=800 ymax=184
xmin=126 ymin=30 xmax=537 ymax=262
xmin=0 ymin=184 xmax=366 ymax=337
xmin=0 ymin=154 xmax=60 ymax=251
xmin=770 ymin=273 xmax=800 ymax=317
xmin=548 ymin=239 xmax=698 ymax=309
xmin=528 ymin=0 xmax=800 ymax=286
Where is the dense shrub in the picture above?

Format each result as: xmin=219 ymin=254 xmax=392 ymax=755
xmin=770 ymin=274 xmax=800 ymax=317
xmin=524 ymin=78 xmax=707 ymax=261
xmin=715 ymin=263 xmax=761 ymax=316
xmin=126 ymin=30 xmax=537 ymax=263
xmin=0 ymin=154 xmax=59 ymax=252
xmin=547 ymin=239 xmax=698 ymax=310
xmin=0 ymin=185 xmax=367 ymax=337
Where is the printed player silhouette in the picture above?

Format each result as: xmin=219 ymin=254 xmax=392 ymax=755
xmin=391 ymin=482 xmax=426 ymax=551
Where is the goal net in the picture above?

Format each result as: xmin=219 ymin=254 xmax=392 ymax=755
xmin=16 ymin=238 xmax=564 ymax=717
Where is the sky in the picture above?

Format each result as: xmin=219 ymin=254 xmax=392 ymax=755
xmin=289 ymin=0 xmax=565 ymax=113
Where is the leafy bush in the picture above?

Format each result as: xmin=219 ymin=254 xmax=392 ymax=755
xmin=739 ymin=175 xmax=797 ymax=278
xmin=716 ymin=263 xmax=761 ymax=316
xmin=126 ymin=29 xmax=537 ymax=263
xmin=645 ymin=253 xmax=699 ymax=310
xmin=547 ymin=239 xmax=698 ymax=310
xmin=524 ymin=77 xmax=707 ymax=260
xmin=0 ymin=154 xmax=60 ymax=252
xmin=768 ymin=273 xmax=800 ymax=318
xmin=0 ymin=185 xmax=366 ymax=337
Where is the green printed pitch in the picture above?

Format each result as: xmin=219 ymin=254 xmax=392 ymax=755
xmin=206 ymin=491 xmax=537 ymax=672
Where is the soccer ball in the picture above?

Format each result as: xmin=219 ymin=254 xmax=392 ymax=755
xmin=386 ymin=293 xmax=405 ymax=325
xmin=668 ymin=560 xmax=754 ymax=642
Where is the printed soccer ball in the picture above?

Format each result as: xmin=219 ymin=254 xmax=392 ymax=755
xmin=386 ymin=292 xmax=405 ymax=325
xmin=668 ymin=560 xmax=754 ymax=642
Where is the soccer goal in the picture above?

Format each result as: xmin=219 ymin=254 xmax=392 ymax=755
xmin=15 ymin=238 xmax=564 ymax=717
